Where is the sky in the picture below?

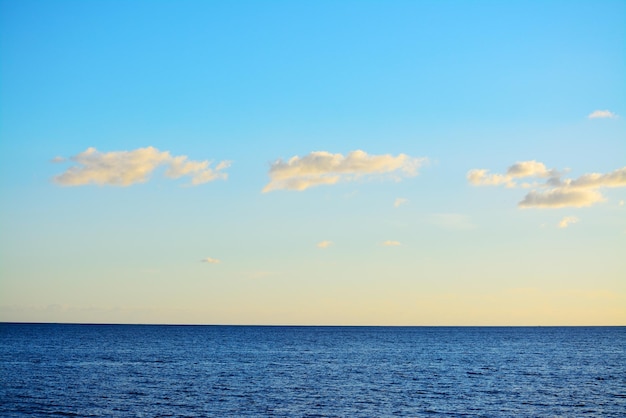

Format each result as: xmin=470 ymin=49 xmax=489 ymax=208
xmin=1 ymin=0 xmax=624 ymax=325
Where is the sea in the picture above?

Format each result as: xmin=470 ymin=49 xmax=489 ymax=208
xmin=0 ymin=324 xmax=624 ymax=417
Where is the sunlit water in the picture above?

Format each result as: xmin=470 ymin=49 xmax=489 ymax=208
xmin=1 ymin=324 xmax=624 ymax=417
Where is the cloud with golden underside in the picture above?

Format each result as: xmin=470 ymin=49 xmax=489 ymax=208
xmin=263 ymin=150 xmax=427 ymax=192
xmin=54 ymin=146 xmax=231 ymax=186
xmin=467 ymin=160 xmax=626 ymax=208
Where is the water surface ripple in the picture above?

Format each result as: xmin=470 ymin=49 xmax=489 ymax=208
xmin=1 ymin=324 xmax=624 ymax=417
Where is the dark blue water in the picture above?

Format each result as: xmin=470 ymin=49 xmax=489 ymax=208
xmin=1 ymin=324 xmax=624 ymax=417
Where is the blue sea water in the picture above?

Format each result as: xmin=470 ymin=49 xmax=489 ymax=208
xmin=0 ymin=324 xmax=624 ymax=417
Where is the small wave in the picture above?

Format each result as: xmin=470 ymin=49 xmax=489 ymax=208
xmin=50 ymin=411 xmax=84 ymax=417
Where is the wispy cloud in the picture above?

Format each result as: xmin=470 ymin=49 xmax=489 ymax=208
xmin=468 ymin=161 xmax=626 ymax=208
xmin=558 ymin=216 xmax=579 ymax=229
xmin=201 ymin=257 xmax=221 ymax=264
xmin=382 ymin=240 xmax=401 ymax=246
xmin=263 ymin=150 xmax=427 ymax=192
xmin=317 ymin=240 xmax=333 ymax=249
xmin=588 ymin=110 xmax=618 ymax=119
xmin=54 ymin=147 xmax=230 ymax=186
xmin=394 ymin=198 xmax=408 ymax=208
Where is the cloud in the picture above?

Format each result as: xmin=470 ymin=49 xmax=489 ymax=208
xmin=317 ymin=240 xmax=333 ymax=249
xmin=394 ymin=198 xmax=408 ymax=208
xmin=263 ymin=150 xmax=427 ymax=192
xmin=519 ymin=189 xmax=605 ymax=208
xmin=165 ymin=155 xmax=231 ymax=185
xmin=201 ymin=257 xmax=221 ymax=264
xmin=50 ymin=156 xmax=66 ymax=163
xmin=588 ymin=110 xmax=617 ymax=119
xmin=466 ymin=169 xmax=513 ymax=187
xmin=467 ymin=160 xmax=555 ymax=188
xmin=468 ymin=161 xmax=626 ymax=208
xmin=558 ymin=216 xmax=579 ymax=228
xmin=506 ymin=161 xmax=552 ymax=178
xmin=382 ymin=240 xmax=401 ymax=246
xmin=565 ymin=167 xmax=626 ymax=189
xmin=54 ymin=147 xmax=230 ymax=186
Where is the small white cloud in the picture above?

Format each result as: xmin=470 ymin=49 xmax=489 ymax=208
xmin=263 ymin=150 xmax=427 ymax=192
xmin=588 ymin=110 xmax=617 ymax=119
xmin=201 ymin=257 xmax=221 ymax=264
xmin=317 ymin=240 xmax=333 ymax=249
xmin=394 ymin=198 xmax=408 ymax=208
xmin=382 ymin=240 xmax=401 ymax=246
xmin=558 ymin=216 xmax=579 ymax=228
xmin=51 ymin=156 xmax=66 ymax=163
xmin=54 ymin=146 xmax=230 ymax=187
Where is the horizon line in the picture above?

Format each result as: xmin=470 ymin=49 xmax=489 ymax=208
xmin=1 ymin=321 xmax=624 ymax=327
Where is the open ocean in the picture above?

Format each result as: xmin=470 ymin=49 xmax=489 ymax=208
xmin=0 ymin=324 xmax=624 ymax=417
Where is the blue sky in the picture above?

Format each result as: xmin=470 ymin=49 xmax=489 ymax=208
xmin=1 ymin=0 xmax=624 ymax=325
